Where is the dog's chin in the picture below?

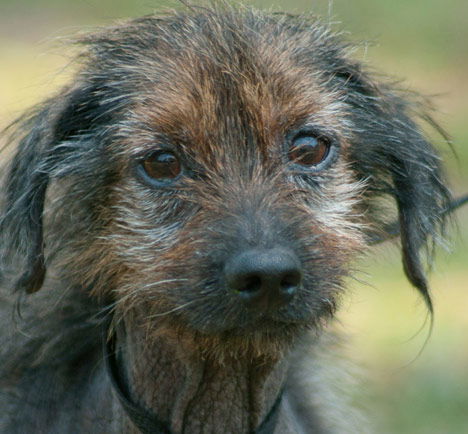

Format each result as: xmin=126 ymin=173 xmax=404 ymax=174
xmin=165 ymin=323 xmax=308 ymax=361
xmin=180 ymin=296 xmax=333 ymax=337
xmin=169 ymin=313 xmax=323 ymax=360
xmin=142 ymin=307 xmax=316 ymax=360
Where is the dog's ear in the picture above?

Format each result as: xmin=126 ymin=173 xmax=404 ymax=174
xmin=1 ymin=84 xmax=107 ymax=293
xmin=336 ymin=63 xmax=451 ymax=310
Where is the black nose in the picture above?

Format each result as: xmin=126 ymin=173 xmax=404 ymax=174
xmin=224 ymin=248 xmax=302 ymax=308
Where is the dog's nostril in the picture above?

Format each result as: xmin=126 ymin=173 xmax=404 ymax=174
xmin=238 ymin=275 xmax=262 ymax=294
xmin=224 ymin=248 xmax=302 ymax=308
xmin=280 ymin=271 xmax=302 ymax=295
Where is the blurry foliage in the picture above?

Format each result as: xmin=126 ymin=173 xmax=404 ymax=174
xmin=1 ymin=1 xmax=467 ymax=432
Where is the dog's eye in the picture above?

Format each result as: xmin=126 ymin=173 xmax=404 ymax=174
xmin=288 ymin=135 xmax=330 ymax=167
xmin=141 ymin=151 xmax=181 ymax=181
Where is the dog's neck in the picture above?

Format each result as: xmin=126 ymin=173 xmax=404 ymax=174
xmin=117 ymin=322 xmax=288 ymax=433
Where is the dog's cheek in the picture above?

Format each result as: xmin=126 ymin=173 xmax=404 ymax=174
xmin=295 ymin=165 xmax=366 ymax=250
xmin=98 ymin=199 xmax=205 ymax=312
xmin=289 ymin=170 xmax=367 ymax=309
xmin=104 ymin=180 xmax=191 ymax=252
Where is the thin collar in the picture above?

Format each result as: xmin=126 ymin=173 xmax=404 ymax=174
xmin=103 ymin=330 xmax=283 ymax=434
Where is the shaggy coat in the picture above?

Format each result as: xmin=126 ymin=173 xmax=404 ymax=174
xmin=0 ymin=5 xmax=449 ymax=433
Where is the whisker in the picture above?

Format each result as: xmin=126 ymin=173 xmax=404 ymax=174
xmin=148 ymin=300 xmax=197 ymax=318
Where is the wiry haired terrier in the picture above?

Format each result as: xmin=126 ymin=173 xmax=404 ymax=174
xmin=0 ymin=4 xmax=450 ymax=433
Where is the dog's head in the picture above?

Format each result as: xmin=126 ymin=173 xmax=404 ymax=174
xmin=1 ymin=6 xmax=450 ymax=356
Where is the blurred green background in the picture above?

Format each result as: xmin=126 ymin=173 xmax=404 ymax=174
xmin=1 ymin=1 xmax=467 ymax=432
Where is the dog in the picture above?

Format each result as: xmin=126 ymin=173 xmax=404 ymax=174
xmin=0 ymin=4 xmax=451 ymax=433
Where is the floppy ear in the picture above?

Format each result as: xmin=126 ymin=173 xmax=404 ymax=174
xmin=336 ymin=63 xmax=451 ymax=310
xmin=387 ymin=132 xmax=449 ymax=313
xmin=1 ymin=83 xmax=109 ymax=294
xmin=1 ymin=108 xmax=51 ymax=293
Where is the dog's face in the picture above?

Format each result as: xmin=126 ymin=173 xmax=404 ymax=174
xmin=101 ymin=14 xmax=365 ymax=340
xmin=1 ymin=8 xmax=449 ymax=357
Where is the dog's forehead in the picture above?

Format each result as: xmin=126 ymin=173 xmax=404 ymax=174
xmin=116 ymin=14 xmax=348 ymax=160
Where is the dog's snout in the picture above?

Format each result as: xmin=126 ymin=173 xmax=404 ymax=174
xmin=224 ymin=248 xmax=302 ymax=308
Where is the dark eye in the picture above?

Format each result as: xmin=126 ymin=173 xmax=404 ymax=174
xmin=140 ymin=150 xmax=181 ymax=182
xmin=288 ymin=135 xmax=330 ymax=167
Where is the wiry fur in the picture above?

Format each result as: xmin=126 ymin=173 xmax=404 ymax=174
xmin=0 ymin=4 xmax=449 ymax=433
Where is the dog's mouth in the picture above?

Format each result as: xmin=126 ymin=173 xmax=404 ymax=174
xmin=163 ymin=278 xmax=335 ymax=340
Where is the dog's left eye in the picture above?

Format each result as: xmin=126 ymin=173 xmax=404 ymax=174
xmin=288 ymin=135 xmax=330 ymax=167
xmin=140 ymin=151 xmax=182 ymax=182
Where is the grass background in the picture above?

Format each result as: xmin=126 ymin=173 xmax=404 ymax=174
xmin=1 ymin=1 xmax=467 ymax=432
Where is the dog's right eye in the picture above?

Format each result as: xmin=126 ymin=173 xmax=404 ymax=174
xmin=140 ymin=151 xmax=182 ymax=183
